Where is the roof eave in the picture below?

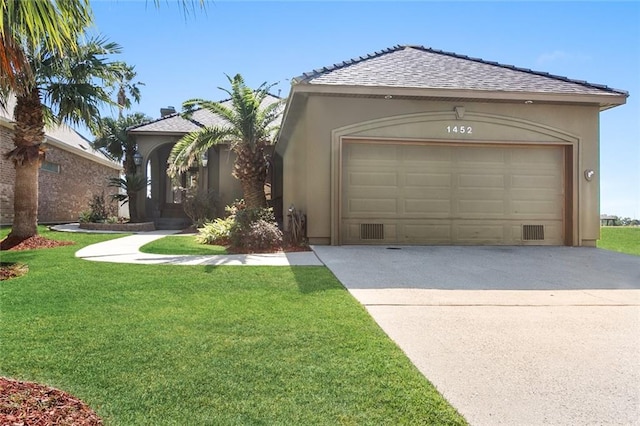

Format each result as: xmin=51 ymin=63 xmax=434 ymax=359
xmin=290 ymin=83 xmax=628 ymax=108
xmin=44 ymin=136 xmax=122 ymax=170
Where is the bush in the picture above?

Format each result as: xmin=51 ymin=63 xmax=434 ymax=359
xmin=229 ymin=207 xmax=283 ymax=252
xmin=196 ymin=204 xmax=284 ymax=253
xmin=78 ymin=210 xmax=92 ymax=223
xmin=183 ymin=189 xmax=219 ymax=228
xmin=84 ymin=193 xmax=115 ymax=223
xmin=232 ymin=219 xmax=283 ymax=253
xmin=196 ymin=217 xmax=234 ymax=245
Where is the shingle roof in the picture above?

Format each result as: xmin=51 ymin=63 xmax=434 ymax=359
xmin=0 ymin=98 xmax=120 ymax=169
xmin=294 ymin=45 xmax=628 ymax=97
xmin=130 ymin=94 xmax=282 ymax=134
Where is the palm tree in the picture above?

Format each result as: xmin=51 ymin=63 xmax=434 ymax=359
xmin=93 ymin=112 xmax=151 ymax=221
xmin=168 ymin=74 xmax=283 ymax=209
xmin=93 ymin=112 xmax=150 ymax=175
xmin=108 ymin=174 xmax=150 ymax=222
xmin=114 ymin=63 xmax=143 ymax=118
xmin=1 ymin=0 xmax=92 ymax=95
xmin=3 ymin=37 xmax=123 ymax=241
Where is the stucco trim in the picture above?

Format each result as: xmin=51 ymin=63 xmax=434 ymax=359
xmin=330 ymin=111 xmax=581 ymax=246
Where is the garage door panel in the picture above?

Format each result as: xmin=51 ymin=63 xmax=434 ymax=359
xmin=455 ymin=224 xmax=506 ymax=243
xmin=405 ymin=173 xmax=451 ymax=188
xmin=458 ymin=174 xmax=505 ymax=189
xmin=511 ymin=175 xmax=561 ymax=189
xmin=347 ymin=143 xmax=396 ymax=162
xmin=404 ymin=199 xmax=451 ymax=215
xmin=348 ymin=171 xmax=397 ymax=187
xmin=457 ymin=200 xmax=505 ymax=215
xmin=342 ymin=142 xmax=565 ymax=245
xmin=511 ymin=147 xmax=563 ymax=166
xmin=403 ymin=224 xmax=452 ymax=243
xmin=402 ymin=145 xmax=451 ymax=163
xmin=512 ymin=200 xmax=562 ymax=216
xmin=457 ymin=148 xmax=505 ymax=165
xmin=348 ymin=198 xmax=397 ymax=214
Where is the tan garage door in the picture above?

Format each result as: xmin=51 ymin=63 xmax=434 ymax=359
xmin=341 ymin=142 xmax=565 ymax=245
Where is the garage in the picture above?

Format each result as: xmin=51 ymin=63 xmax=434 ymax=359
xmin=275 ymin=45 xmax=628 ymax=246
xmin=341 ymin=141 xmax=567 ymax=245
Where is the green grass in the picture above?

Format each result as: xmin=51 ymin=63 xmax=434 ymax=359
xmin=0 ymin=228 xmax=466 ymax=425
xmin=598 ymin=227 xmax=640 ymax=256
xmin=139 ymin=235 xmax=228 ymax=255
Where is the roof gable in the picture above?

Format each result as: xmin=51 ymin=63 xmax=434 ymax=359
xmin=294 ymin=45 xmax=627 ymax=98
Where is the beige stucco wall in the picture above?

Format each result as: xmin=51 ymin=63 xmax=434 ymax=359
xmin=280 ymin=95 xmax=601 ymax=246
xmin=135 ymin=134 xmax=243 ymax=219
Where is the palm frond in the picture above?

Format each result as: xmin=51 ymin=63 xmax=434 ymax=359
xmin=168 ymin=126 xmax=232 ymax=177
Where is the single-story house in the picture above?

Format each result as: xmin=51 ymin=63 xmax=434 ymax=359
xmin=129 ymin=44 xmax=627 ymax=245
xmin=0 ymin=101 xmax=121 ymax=226
xmin=129 ymin=95 xmax=281 ymax=229
xmin=274 ymin=45 xmax=628 ymax=246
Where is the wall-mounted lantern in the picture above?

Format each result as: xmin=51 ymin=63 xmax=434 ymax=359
xmin=584 ymin=169 xmax=595 ymax=182
xmin=133 ymin=152 xmax=143 ymax=167
xmin=202 ymin=151 xmax=209 ymax=168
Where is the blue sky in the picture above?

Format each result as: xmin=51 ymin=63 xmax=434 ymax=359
xmin=89 ymin=1 xmax=639 ymax=218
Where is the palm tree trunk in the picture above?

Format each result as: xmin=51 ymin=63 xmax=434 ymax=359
xmin=240 ymin=178 xmax=267 ymax=209
xmin=6 ymin=87 xmax=45 ymax=240
xmin=233 ymin=143 xmax=268 ymax=209
xmin=127 ymin=190 xmax=138 ymax=222
xmin=11 ymin=159 xmax=39 ymax=238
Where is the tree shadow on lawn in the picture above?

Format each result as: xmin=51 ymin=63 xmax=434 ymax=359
xmin=201 ymin=264 xmax=344 ymax=294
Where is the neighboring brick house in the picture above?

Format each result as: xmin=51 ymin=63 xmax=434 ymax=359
xmin=1 ymin=104 xmax=121 ymax=226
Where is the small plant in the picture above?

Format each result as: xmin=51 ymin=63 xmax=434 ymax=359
xmin=183 ymin=188 xmax=219 ymax=228
xmin=108 ymin=174 xmax=149 ymax=223
xmin=78 ymin=210 xmax=92 ymax=223
xmin=286 ymin=204 xmax=306 ymax=245
xmin=196 ymin=217 xmax=234 ymax=245
xmin=87 ymin=193 xmax=112 ymax=223
xmin=225 ymin=199 xmax=246 ymax=217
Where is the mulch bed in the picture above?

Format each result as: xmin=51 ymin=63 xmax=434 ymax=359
xmin=0 ymin=377 xmax=103 ymax=425
xmin=0 ymin=235 xmax=74 ymax=251
xmin=0 ymin=236 xmax=74 ymax=281
xmin=0 ymin=263 xmax=28 ymax=281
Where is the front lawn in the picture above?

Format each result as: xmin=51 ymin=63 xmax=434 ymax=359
xmin=598 ymin=227 xmax=640 ymax=256
xmin=0 ymin=228 xmax=466 ymax=425
xmin=139 ymin=235 xmax=228 ymax=255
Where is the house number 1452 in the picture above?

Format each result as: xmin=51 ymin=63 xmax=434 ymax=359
xmin=446 ymin=125 xmax=473 ymax=134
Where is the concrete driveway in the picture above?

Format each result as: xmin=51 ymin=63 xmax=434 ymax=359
xmin=312 ymin=246 xmax=640 ymax=426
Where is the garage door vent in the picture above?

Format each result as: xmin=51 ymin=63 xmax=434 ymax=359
xmin=360 ymin=223 xmax=384 ymax=240
xmin=522 ymin=225 xmax=544 ymax=241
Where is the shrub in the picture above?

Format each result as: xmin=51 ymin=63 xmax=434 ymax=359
xmin=225 ymin=199 xmax=246 ymax=217
xmin=86 ymin=193 xmax=114 ymax=223
xmin=229 ymin=207 xmax=283 ymax=252
xmin=183 ymin=189 xmax=219 ymax=228
xmin=233 ymin=219 xmax=283 ymax=253
xmin=196 ymin=217 xmax=234 ymax=245
xmin=78 ymin=210 xmax=92 ymax=223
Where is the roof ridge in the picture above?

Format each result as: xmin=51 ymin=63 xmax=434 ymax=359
xmin=293 ymin=45 xmax=405 ymax=84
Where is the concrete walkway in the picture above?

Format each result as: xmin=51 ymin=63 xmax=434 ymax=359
xmin=53 ymin=224 xmax=322 ymax=266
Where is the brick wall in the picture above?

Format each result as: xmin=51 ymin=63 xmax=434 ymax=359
xmin=0 ymin=126 xmax=15 ymax=224
xmin=1 ymin=126 xmax=120 ymax=225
